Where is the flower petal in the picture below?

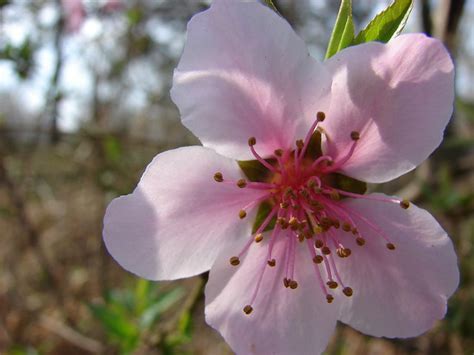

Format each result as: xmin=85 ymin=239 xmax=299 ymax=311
xmin=205 ymin=235 xmax=339 ymax=355
xmin=103 ymin=146 xmax=266 ymax=280
xmin=335 ymin=194 xmax=459 ymax=337
xmin=171 ymin=0 xmax=331 ymax=160
xmin=322 ymin=34 xmax=454 ymax=183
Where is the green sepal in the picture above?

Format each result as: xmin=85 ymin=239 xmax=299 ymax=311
xmin=252 ymin=201 xmax=276 ymax=234
xmin=325 ymin=0 xmax=355 ymax=59
xmin=324 ymin=173 xmax=367 ymax=195
xmin=263 ymin=0 xmax=279 ymax=14
xmin=304 ymin=130 xmax=323 ymax=160
xmin=353 ymin=0 xmax=413 ymax=45
xmin=238 ymin=158 xmax=276 ymax=182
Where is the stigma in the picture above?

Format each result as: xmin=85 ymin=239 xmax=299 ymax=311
xmin=214 ymin=111 xmax=410 ymax=314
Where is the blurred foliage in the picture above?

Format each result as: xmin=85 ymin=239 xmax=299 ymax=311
xmin=89 ymin=279 xmax=186 ymax=353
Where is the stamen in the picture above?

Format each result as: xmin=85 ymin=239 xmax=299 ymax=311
xmin=314 ymin=239 xmax=324 ymax=248
xmin=229 ymin=256 xmax=240 ymax=266
xmin=324 ymin=136 xmax=358 ymax=173
xmin=214 ymin=172 xmax=223 ymax=182
xmin=326 ymin=295 xmax=334 ymax=303
xmin=243 ymin=305 xmax=253 ymax=314
xmin=326 ymin=280 xmax=338 ymax=289
xmin=386 ymin=243 xmax=396 ymax=250
xmin=321 ymin=246 xmax=331 ymax=255
xmin=239 ymin=210 xmax=247 ymax=219
xmin=254 ymin=233 xmax=263 ymax=243
xmin=313 ymin=255 xmax=324 ymax=264
xmin=237 ymin=179 xmax=247 ymax=188
xmin=356 ymin=237 xmax=366 ymax=246
xmin=317 ymin=111 xmax=326 ymax=122
xmin=267 ymin=259 xmax=276 ymax=267
xmin=350 ymin=131 xmax=360 ymax=141
xmin=400 ymin=199 xmax=410 ymax=209
xmin=343 ymin=287 xmax=353 ymax=297
xmin=289 ymin=280 xmax=298 ymax=289
xmin=299 ymin=111 xmax=326 ymax=159
xmin=249 ymin=138 xmax=278 ymax=173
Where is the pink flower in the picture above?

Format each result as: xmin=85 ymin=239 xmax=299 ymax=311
xmin=103 ymin=0 xmax=459 ymax=353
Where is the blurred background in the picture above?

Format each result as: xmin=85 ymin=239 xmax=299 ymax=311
xmin=0 ymin=0 xmax=472 ymax=354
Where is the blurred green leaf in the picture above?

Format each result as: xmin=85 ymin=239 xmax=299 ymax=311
xmin=353 ymin=0 xmax=413 ymax=44
xmin=139 ymin=287 xmax=185 ymax=329
xmin=103 ymin=135 xmax=122 ymax=163
xmin=88 ymin=303 xmax=139 ymax=352
xmin=325 ymin=0 xmax=354 ymax=59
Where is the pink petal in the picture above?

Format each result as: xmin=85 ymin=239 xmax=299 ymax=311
xmin=335 ymin=194 xmax=459 ymax=337
xmin=205 ymin=236 xmax=339 ymax=354
xmin=171 ymin=0 xmax=331 ymax=160
xmin=322 ymin=34 xmax=454 ymax=183
xmin=103 ymin=146 xmax=266 ymax=280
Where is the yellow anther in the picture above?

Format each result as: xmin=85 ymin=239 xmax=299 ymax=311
xmin=317 ymin=111 xmax=326 ymax=122
xmin=343 ymin=287 xmax=353 ymax=297
xmin=326 ymin=281 xmax=338 ymax=289
xmin=313 ymin=255 xmax=324 ymax=264
xmin=337 ymin=248 xmax=351 ymax=258
xmin=321 ymin=246 xmax=331 ymax=255
xmin=229 ymin=256 xmax=240 ymax=266
xmin=239 ymin=210 xmax=247 ymax=219
xmin=248 ymin=137 xmax=256 ymax=146
xmin=243 ymin=305 xmax=253 ymax=315
xmin=313 ymin=186 xmax=322 ymax=194
xmin=267 ymin=259 xmax=276 ymax=267
xmin=254 ymin=233 xmax=263 ymax=243
xmin=320 ymin=217 xmax=332 ymax=229
xmin=289 ymin=280 xmax=298 ymax=289
xmin=350 ymin=131 xmax=360 ymax=141
xmin=297 ymin=234 xmax=305 ymax=243
xmin=213 ymin=172 xmax=224 ymax=182
xmin=313 ymin=225 xmax=323 ymax=234
xmin=236 ymin=179 xmax=247 ymax=188
xmin=342 ymin=222 xmax=352 ymax=232
xmin=314 ymin=239 xmax=324 ymax=249
xmin=400 ymin=199 xmax=410 ymax=209
xmin=283 ymin=278 xmax=290 ymax=288
xmin=356 ymin=237 xmax=366 ymax=246
xmin=280 ymin=201 xmax=289 ymax=209
xmin=386 ymin=243 xmax=396 ymax=250
xmin=296 ymin=139 xmax=304 ymax=149
xmin=326 ymin=294 xmax=334 ymax=303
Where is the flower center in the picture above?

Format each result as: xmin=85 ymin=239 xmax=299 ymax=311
xmin=213 ymin=111 xmax=410 ymax=315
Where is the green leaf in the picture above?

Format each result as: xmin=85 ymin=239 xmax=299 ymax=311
xmin=139 ymin=287 xmax=185 ymax=329
xmin=89 ymin=304 xmax=139 ymax=341
xmin=353 ymin=0 xmax=413 ymax=45
xmin=325 ymin=0 xmax=355 ymax=59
